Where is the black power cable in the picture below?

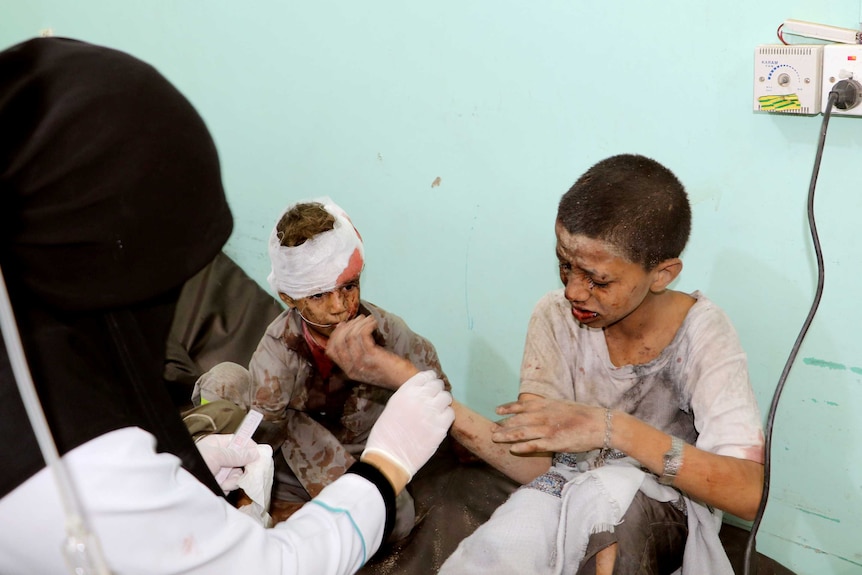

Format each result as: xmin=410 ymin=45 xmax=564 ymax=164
xmin=743 ymin=90 xmax=839 ymax=575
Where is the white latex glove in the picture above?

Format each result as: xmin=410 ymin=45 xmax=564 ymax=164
xmin=196 ymin=433 xmax=261 ymax=493
xmin=362 ymin=370 xmax=455 ymax=481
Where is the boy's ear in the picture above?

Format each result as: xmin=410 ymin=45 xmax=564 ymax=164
xmin=279 ymin=292 xmax=296 ymax=308
xmin=650 ymin=258 xmax=683 ymax=291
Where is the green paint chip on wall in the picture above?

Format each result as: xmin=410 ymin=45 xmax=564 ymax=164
xmin=802 ymin=357 xmax=846 ymax=370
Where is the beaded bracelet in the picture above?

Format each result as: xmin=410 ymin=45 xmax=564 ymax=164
xmin=602 ymin=408 xmax=613 ymax=451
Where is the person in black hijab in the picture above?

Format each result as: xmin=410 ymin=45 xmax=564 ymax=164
xmin=0 ymin=37 xmax=453 ymax=574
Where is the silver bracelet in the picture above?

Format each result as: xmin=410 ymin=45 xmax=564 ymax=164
xmin=658 ymin=436 xmax=685 ymax=486
xmin=602 ymin=408 xmax=613 ymax=451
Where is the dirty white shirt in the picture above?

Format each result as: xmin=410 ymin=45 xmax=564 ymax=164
xmin=520 ymin=289 xmax=763 ymax=463
xmin=440 ymin=290 xmax=761 ymax=575
xmin=0 ymin=427 xmax=385 ymax=575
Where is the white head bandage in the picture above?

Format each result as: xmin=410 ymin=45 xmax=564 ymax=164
xmin=266 ymin=197 xmax=365 ymax=300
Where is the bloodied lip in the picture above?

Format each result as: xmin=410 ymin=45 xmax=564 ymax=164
xmin=571 ymin=306 xmax=599 ymax=324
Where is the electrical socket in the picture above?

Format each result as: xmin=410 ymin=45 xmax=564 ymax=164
xmin=821 ymin=44 xmax=862 ymax=115
xmin=783 ymin=19 xmax=862 ymax=44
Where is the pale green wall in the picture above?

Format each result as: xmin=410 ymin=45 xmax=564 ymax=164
xmin=3 ymin=2 xmax=862 ymax=573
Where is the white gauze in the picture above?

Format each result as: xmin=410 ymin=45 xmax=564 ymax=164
xmin=266 ymin=197 xmax=364 ymax=300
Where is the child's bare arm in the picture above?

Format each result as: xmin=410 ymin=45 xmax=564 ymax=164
xmin=610 ymin=411 xmax=763 ymax=520
xmin=450 ymin=399 xmax=551 ymax=485
xmin=326 ymin=315 xmax=418 ymax=390
xmin=328 ymin=316 xmax=552 ymax=484
xmin=493 ymin=397 xmax=764 ymax=520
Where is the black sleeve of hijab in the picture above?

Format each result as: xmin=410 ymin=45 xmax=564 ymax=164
xmin=104 ymin=306 xmax=225 ymax=498
xmin=345 ymin=461 xmax=396 ymax=544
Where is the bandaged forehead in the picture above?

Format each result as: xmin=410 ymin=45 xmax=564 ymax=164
xmin=266 ymin=197 xmax=364 ymax=300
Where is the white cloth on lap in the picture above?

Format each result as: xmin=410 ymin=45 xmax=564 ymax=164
xmin=440 ymin=459 xmax=647 ymax=575
xmin=553 ymin=462 xmax=651 ymax=572
xmin=440 ymin=458 xmax=733 ymax=575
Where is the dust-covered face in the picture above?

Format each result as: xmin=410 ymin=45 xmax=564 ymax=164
xmin=555 ymin=221 xmax=656 ymax=330
xmin=281 ymin=273 xmax=361 ymax=338
xmin=268 ymin=198 xmax=365 ymax=301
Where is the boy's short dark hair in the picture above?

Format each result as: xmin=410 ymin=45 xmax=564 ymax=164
xmin=557 ymin=154 xmax=691 ymax=270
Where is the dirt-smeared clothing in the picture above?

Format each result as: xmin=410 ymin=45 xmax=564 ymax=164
xmin=520 ymin=289 xmax=763 ymax=463
xmin=441 ymin=289 xmax=763 ymax=575
xmin=198 ymin=300 xmax=448 ymax=537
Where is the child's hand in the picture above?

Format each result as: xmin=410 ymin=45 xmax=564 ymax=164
xmin=491 ymin=397 xmax=607 ymax=455
xmin=326 ymin=315 xmax=419 ymax=389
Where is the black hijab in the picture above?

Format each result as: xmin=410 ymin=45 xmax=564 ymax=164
xmin=0 ymin=37 xmax=233 ymax=498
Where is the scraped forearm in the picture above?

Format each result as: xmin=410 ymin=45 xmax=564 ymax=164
xmin=450 ymin=401 xmax=551 ymax=485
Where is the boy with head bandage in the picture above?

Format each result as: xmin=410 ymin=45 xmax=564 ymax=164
xmin=267 ymin=198 xmax=365 ymax=321
xmin=194 ymin=198 xmax=450 ymax=540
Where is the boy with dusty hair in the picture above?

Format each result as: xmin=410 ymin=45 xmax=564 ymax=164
xmin=327 ymin=155 xmax=765 ymax=574
xmin=194 ymin=198 xmax=448 ymax=539
xmin=440 ymin=153 xmax=765 ymax=574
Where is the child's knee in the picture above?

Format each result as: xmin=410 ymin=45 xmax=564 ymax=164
xmin=193 ymin=361 xmax=254 ymax=407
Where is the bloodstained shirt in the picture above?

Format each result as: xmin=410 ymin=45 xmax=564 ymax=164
xmin=250 ymin=301 xmax=450 ymax=498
